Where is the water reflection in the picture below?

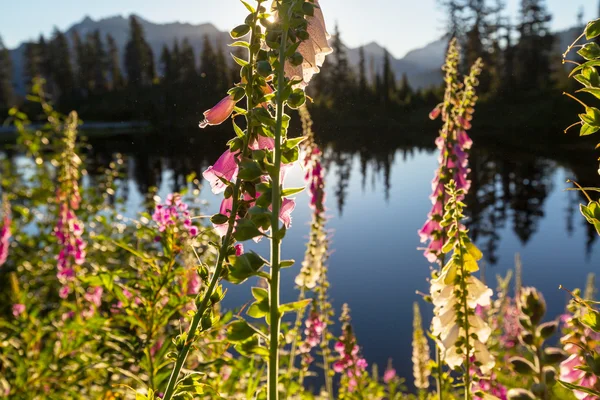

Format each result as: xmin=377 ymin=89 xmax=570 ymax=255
xmin=62 ymin=127 xmax=599 ymax=264
xmin=2 ymin=125 xmax=599 ymax=382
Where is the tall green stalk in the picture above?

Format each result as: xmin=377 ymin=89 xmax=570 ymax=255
xmin=161 ymin=8 xmax=260 ymax=398
xmin=268 ymin=22 xmax=288 ymax=400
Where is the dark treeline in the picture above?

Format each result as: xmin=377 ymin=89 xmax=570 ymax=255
xmin=0 ymin=0 xmax=594 ymax=128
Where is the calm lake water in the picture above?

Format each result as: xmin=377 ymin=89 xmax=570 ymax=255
xmin=3 ymin=125 xmax=600 ymax=385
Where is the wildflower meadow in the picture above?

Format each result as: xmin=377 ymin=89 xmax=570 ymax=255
xmin=2 ymin=1 xmax=600 ymax=399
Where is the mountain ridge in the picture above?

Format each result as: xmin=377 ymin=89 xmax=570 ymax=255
xmin=7 ymin=14 xmax=580 ymax=94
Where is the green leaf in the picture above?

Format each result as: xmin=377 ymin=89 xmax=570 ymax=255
xmin=558 ymin=380 xmax=600 ymax=397
xmin=230 ymin=24 xmax=251 ymax=39
xmin=279 ymin=298 xmax=312 ymax=314
xmin=232 ymin=119 xmax=245 ymax=138
xmin=251 ymin=287 xmax=268 ymax=301
xmin=283 ymin=136 xmax=306 ymax=149
xmin=581 ymin=309 xmax=600 ymax=332
xmin=229 ymin=40 xmax=250 ymax=48
xmin=238 ymin=160 xmax=264 ymax=181
xmin=509 ymin=357 xmax=536 ymax=375
xmin=580 ymin=123 xmax=599 ymax=136
xmin=586 ymin=19 xmax=600 ymax=40
xmin=227 ymin=320 xmax=256 ymax=342
xmin=233 ymin=219 xmax=263 ymax=242
xmin=240 ymin=0 xmax=256 ymax=13
xmin=231 ymin=52 xmax=249 ymax=67
xmin=578 ymin=42 xmax=600 ymax=60
xmin=580 ymin=202 xmax=600 ymax=235
xmin=247 ymin=303 xmax=267 ymax=318
xmin=281 ymin=187 xmax=304 ymax=196
xmin=210 ymin=213 xmax=229 ymax=225
xmin=577 ymin=87 xmax=600 ymax=100
xmin=280 ymin=259 xmax=295 ymax=268
xmin=227 ymin=251 xmax=266 ymax=284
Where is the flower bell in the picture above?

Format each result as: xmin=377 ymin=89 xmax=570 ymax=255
xmin=199 ymin=95 xmax=237 ymax=128
xmin=284 ymin=0 xmax=333 ymax=88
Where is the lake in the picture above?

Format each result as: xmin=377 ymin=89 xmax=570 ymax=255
xmin=2 ymin=124 xmax=599 ymax=386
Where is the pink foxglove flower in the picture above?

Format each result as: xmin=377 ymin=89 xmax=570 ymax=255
xmin=383 ymin=366 xmax=397 ymax=384
xmin=199 ymin=95 xmax=237 ymax=128
xmin=300 ymin=308 xmax=325 ymax=355
xmin=55 ymin=193 xmax=86 ymax=299
xmin=559 ymin=313 xmax=600 ymax=399
xmin=12 ymin=303 xmax=25 ymax=317
xmin=334 ymin=304 xmax=368 ymax=393
xmin=235 ymin=243 xmax=244 ymax=256
xmin=203 ymin=149 xmax=239 ymax=195
xmin=151 ymin=193 xmax=198 ymax=240
xmin=0 ymin=211 xmax=10 ymax=267
xmin=283 ymin=0 xmax=333 ymax=88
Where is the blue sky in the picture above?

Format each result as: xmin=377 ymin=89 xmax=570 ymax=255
xmin=0 ymin=0 xmax=597 ymax=57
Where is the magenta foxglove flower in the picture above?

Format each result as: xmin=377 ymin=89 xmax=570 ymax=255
xmin=383 ymin=366 xmax=397 ymax=384
xmin=429 ymin=106 xmax=441 ymax=120
xmin=12 ymin=303 xmax=25 ymax=318
xmin=152 ymin=193 xmax=198 ymax=241
xmin=203 ymin=149 xmax=239 ymax=195
xmin=235 ymin=243 xmax=244 ymax=256
xmin=300 ymin=309 xmax=325 ymax=355
xmin=55 ymin=199 xmax=86 ymax=298
xmin=0 ymin=213 xmax=10 ymax=267
xmin=199 ymin=95 xmax=236 ymax=128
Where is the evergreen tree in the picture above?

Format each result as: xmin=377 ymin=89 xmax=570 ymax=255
xmin=106 ymin=34 xmax=124 ymax=90
xmin=199 ymin=35 xmax=218 ymax=100
xmin=49 ymin=28 xmax=74 ymax=97
xmin=514 ymin=0 xmax=553 ymax=91
xmin=330 ymin=24 xmax=353 ymax=109
xmin=90 ymin=30 xmax=108 ymax=92
xmin=124 ymin=16 xmax=155 ymax=87
xmin=72 ymin=31 xmax=93 ymax=94
xmin=171 ymin=39 xmax=182 ymax=83
xmin=439 ymin=0 xmax=469 ymax=40
xmin=159 ymin=45 xmax=173 ymax=80
xmin=179 ymin=38 xmax=197 ymax=83
xmin=358 ymin=46 xmax=367 ymax=98
xmin=23 ymin=41 xmax=42 ymax=85
xmin=0 ymin=35 xmax=14 ymax=109
xmin=382 ymin=49 xmax=396 ymax=109
xmin=37 ymin=35 xmax=52 ymax=81
xmin=397 ymin=73 xmax=413 ymax=104
xmin=214 ymin=40 xmax=230 ymax=92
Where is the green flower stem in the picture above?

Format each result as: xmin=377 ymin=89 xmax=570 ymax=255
xmin=285 ymin=287 xmax=306 ymax=395
xmin=535 ymin=346 xmax=547 ymax=400
xmin=162 ymin=7 xmax=261 ymax=398
xmin=318 ymin=265 xmax=334 ymax=400
xmin=268 ymin=22 xmax=289 ymax=400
